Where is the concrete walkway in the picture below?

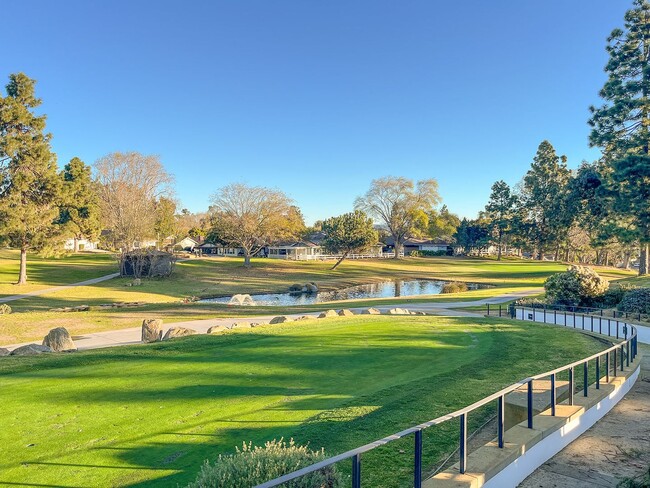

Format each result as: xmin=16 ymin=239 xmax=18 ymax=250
xmin=1 ymin=288 xmax=541 ymax=352
xmin=0 ymin=272 xmax=120 ymax=303
xmin=519 ymin=347 xmax=650 ymax=488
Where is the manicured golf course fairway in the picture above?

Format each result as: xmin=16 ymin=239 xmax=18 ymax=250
xmin=0 ymin=315 xmax=606 ymax=487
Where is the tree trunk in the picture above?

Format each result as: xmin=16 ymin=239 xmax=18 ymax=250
xmin=73 ymin=237 xmax=79 ymax=253
xmin=243 ymin=251 xmax=251 ymax=268
xmin=640 ymin=243 xmax=649 ymax=276
xmin=497 ymin=232 xmax=502 ymax=261
xmin=331 ymin=251 xmax=350 ymax=270
xmin=393 ymin=240 xmax=402 ymax=259
xmin=17 ymin=247 xmax=28 ymax=285
xmin=623 ymin=251 xmax=631 ymax=270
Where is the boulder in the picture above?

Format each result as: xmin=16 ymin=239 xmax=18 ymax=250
xmin=289 ymin=284 xmax=304 ymax=292
xmin=363 ymin=308 xmax=381 ymax=315
xmin=0 ymin=347 xmax=10 ymax=357
xmin=42 ymin=327 xmax=76 ymax=352
xmin=318 ymin=310 xmax=338 ymax=319
xmin=387 ymin=308 xmax=409 ymax=315
xmin=10 ymin=344 xmax=51 ymax=356
xmin=162 ymin=327 xmax=197 ymax=340
xmin=338 ymin=309 xmax=355 ymax=317
xmin=269 ymin=316 xmax=292 ymax=324
xmin=132 ymin=278 xmax=142 ymax=286
xmin=0 ymin=303 xmax=12 ymax=314
xmin=305 ymin=283 xmax=319 ymax=293
xmin=232 ymin=322 xmax=252 ymax=329
xmin=142 ymin=319 xmax=163 ymax=343
xmin=207 ymin=325 xmax=227 ymax=334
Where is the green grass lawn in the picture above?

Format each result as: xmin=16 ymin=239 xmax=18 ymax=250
xmin=0 ymin=249 xmax=117 ymax=296
xmin=0 ymin=252 xmax=636 ymax=344
xmin=0 ymin=316 xmax=607 ymax=487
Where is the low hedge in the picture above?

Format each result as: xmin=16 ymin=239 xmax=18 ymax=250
xmin=617 ymin=288 xmax=650 ymax=315
xmin=441 ymin=282 xmax=468 ymax=294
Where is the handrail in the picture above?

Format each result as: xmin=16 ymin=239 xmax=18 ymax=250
xmin=255 ymin=308 xmax=639 ymax=488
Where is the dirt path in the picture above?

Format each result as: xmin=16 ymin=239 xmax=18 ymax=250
xmin=519 ymin=346 xmax=650 ymax=488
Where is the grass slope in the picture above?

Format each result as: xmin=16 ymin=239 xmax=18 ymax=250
xmin=0 ymin=316 xmax=606 ymax=487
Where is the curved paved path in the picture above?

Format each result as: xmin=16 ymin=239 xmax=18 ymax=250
xmin=0 ymin=272 xmax=120 ymax=303
xmin=1 ymin=288 xmax=541 ymax=352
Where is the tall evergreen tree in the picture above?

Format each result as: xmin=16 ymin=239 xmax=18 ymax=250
xmin=589 ymin=0 xmax=650 ymax=274
xmin=485 ymin=180 xmax=517 ymax=260
xmin=58 ymin=157 xmax=100 ymax=252
xmin=0 ymin=73 xmax=60 ymax=284
xmin=519 ymin=141 xmax=572 ymax=260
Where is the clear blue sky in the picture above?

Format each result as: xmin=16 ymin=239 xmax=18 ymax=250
xmin=1 ymin=1 xmax=629 ymax=224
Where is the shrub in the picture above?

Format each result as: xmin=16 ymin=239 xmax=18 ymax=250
xmin=410 ymin=250 xmax=448 ymax=257
xmin=441 ymin=281 xmax=469 ymax=294
xmin=186 ymin=439 xmax=343 ymax=488
xmin=513 ymin=298 xmax=548 ymax=308
xmin=544 ymin=266 xmax=609 ymax=306
xmin=0 ymin=303 xmax=11 ymax=314
xmin=617 ymin=288 xmax=650 ymax=315
xmin=595 ymin=283 xmax=639 ymax=308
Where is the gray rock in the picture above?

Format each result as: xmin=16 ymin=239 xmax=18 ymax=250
xmin=162 ymin=327 xmax=197 ymax=340
xmin=0 ymin=347 xmax=10 ymax=357
xmin=289 ymin=283 xmax=304 ymax=292
xmin=318 ymin=310 xmax=338 ymax=319
xmin=132 ymin=278 xmax=142 ymax=286
xmin=305 ymin=283 xmax=318 ymax=293
xmin=338 ymin=309 xmax=355 ymax=317
xmin=207 ymin=325 xmax=227 ymax=334
xmin=10 ymin=344 xmax=52 ymax=356
xmin=269 ymin=316 xmax=292 ymax=324
xmin=42 ymin=327 xmax=76 ymax=352
xmin=142 ymin=319 xmax=163 ymax=343
xmin=363 ymin=308 xmax=381 ymax=315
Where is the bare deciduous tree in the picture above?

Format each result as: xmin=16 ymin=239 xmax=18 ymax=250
xmin=94 ymin=152 xmax=174 ymax=259
xmin=355 ymin=176 xmax=440 ymax=258
xmin=208 ymin=183 xmax=301 ymax=267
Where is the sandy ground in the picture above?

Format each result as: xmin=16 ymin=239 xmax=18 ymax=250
xmin=519 ymin=345 xmax=650 ymax=488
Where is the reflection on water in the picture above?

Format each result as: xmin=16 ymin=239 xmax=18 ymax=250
xmin=201 ymin=279 xmax=484 ymax=306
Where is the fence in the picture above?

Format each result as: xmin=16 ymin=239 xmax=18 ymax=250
xmin=293 ymin=252 xmax=404 ymax=261
xmin=255 ymin=309 xmax=639 ymax=488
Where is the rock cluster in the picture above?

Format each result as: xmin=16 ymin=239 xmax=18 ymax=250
xmin=142 ymin=319 xmax=163 ymax=343
xmin=42 ymin=327 xmax=76 ymax=352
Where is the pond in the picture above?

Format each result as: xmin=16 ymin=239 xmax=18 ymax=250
xmin=201 ymin=279 xmax=486 ymax=306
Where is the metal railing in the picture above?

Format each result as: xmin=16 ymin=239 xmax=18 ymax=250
xmin=255 ymin=308 xmax=639 ymax=488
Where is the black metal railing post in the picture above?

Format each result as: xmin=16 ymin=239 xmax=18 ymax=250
xmin=596 ymin=356 xmax=600 ymax=390
xmin=613 ymin=348 xmax=617 ymax=377
xmin=620 ymin=344 xmax=624 ymax=371
xmin=550 ymin=373 xmax=556 ymax=416
xmin=583 ymin=362 xmax=588 ymax=397
xmin=568 ymin=367 xmax=574 ymax=405
xmin=459 ymin=414 xmax=467 ymax=474
xmin=626 ymin=340 xmax=630 ymax=368
xmin=527 ymin=380 xmax=533 ymax=428
xmin=352 ymin=454 xmax=361 ymax=488
xmin=498 ymin=395 xmax=504 ymax=448
xmin=414 ymin=429 xmax=422 ymax=488
xmin=606 ymin=352 xmax=610 ymax=383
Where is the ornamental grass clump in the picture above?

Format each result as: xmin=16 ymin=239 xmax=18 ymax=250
xmin=186 ymin=438 xmax=342 ymax=488
xmin=441 ymin=282 xmax=468 ymax=294
xmin=544 ymin=265 xmax=609 ymax=306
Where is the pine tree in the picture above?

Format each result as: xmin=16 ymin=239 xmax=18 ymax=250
xmin=58 ymin=157 xmax=101 ymax=252
xmin=485 ymin=180 xmax=517 ymax=260
xmin=0 ymin=73 xmax=60 ymax=284
xmin=589 ymin=0 xmax=650 ymax=274
xmin=519 ymin=141 xmax=572 ymax=260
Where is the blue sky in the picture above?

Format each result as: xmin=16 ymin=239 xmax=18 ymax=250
xmin=1 ymin=1 xmax=629 ymax=224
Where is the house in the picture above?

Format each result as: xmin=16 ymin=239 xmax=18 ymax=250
xmin=175 ymin=236 xmax=199 ymax=251
xmin=383 ymin=237 xmax=454 ymax=256
xmin=63 ymin=238 xmax=98 ymax=252
xmin=267 ymin=240 xmax=322 ymax=259
xmin=194 ymin=242 xmax=244 ymax=256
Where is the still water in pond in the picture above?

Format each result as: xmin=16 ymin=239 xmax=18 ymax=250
xmin=202 ymin=279 xmax=484 ymax=306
